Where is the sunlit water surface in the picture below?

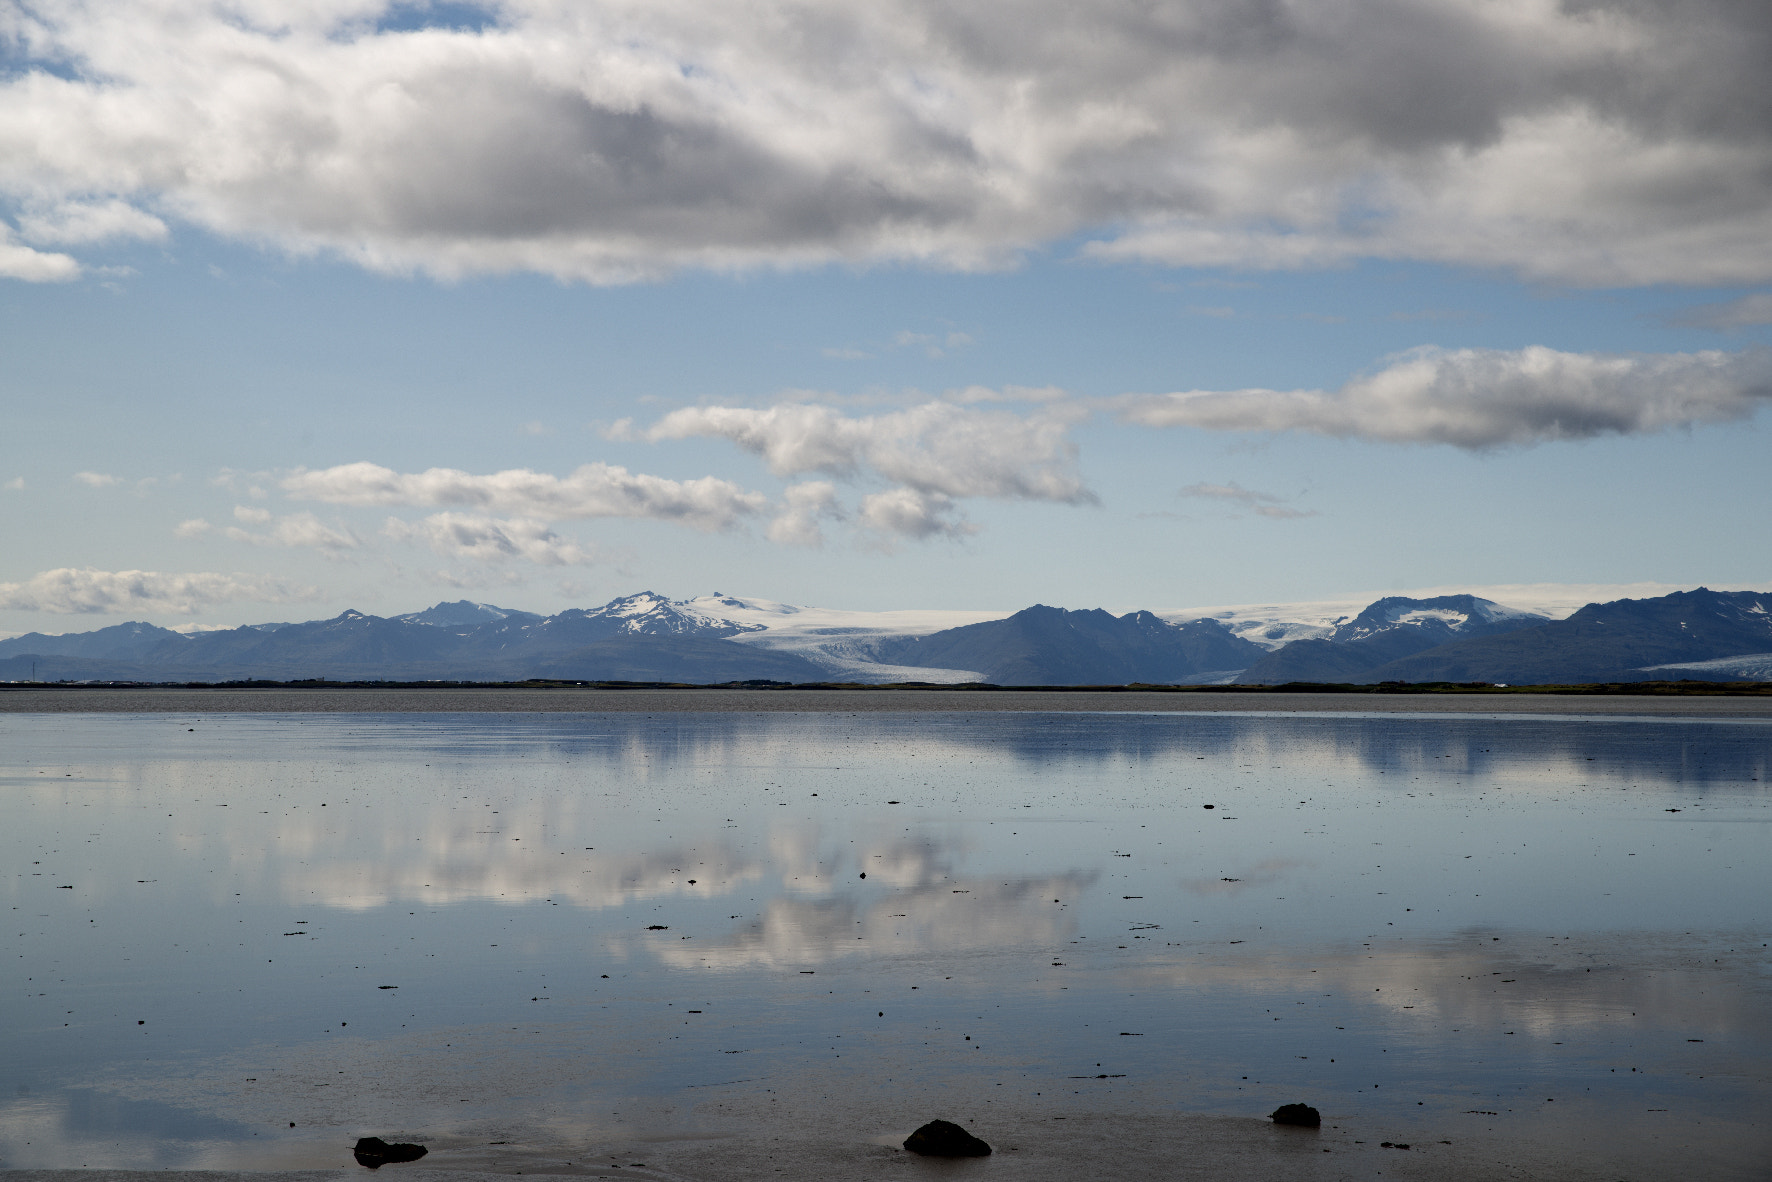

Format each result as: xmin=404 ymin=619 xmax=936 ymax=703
xmin=3 ymin=710 xmax=1769 ymax=1177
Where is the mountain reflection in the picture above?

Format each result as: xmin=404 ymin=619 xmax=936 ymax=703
xmin=325 ymin=710 xmax=1770 ymax=787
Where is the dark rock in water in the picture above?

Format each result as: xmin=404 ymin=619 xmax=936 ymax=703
xmin=353 ymin=1136 xmax=428 ymax=1168
xmin=903 ymin=1119 xmax=991 ymax=1157
xmin=1270 ymin=1103 xmax=1321 ymax=1127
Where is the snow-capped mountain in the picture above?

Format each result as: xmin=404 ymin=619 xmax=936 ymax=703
xmin=1370 ymin=587 xmax=1772 ymax=685
xmin=1323 ymin=595 xmax=1548 ymax=644
xmin=682 ymin=592 xmax=1009 ymax=683
xmin=394 ymin=600 xmax=542 ymax=629
xmin=1162 ymin=592 xmax=1556 ymax=651
xmin=583 ymin=591 xmax=763 ymax=638
xmin=2 ymin=586 xmax=1768 ymax=686
xmin=1228 ymin=595 xmax=1553 ymax=684
xmin=1159 ymin=599 xmax=1365 ymax=649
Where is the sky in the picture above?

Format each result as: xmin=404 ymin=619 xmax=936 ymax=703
xmin=2 ymin=0 xmax=1770 ymax=634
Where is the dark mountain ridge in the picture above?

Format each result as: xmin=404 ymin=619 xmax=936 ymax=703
xmin=3 ymin=588 xmax=1769 ymax=686
xmin=0 ymin=591 xmax=788 ymax=683
xmin=1357 ymin=588 xmax=1772 ymax=685
xmin=1236 ymin=594 xmax=1546 ymax=684
xmin=0 ymin=620 xmax=189 ymax=662
xmin=878 ymin=605 xmax=1267 ymax=685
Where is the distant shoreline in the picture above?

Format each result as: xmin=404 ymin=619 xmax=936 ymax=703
xmin=4 ymin=683 xmax=1771 ymax=716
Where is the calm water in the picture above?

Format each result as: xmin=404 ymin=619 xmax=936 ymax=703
xmin=3 ymin=709 xmax=1769 ymax=1177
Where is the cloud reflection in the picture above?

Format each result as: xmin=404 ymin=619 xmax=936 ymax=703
xmin=1129 ymin=930 xmax=1771 ymax=1048
xmin=652 ymin=869 xmax=1094 ymax=970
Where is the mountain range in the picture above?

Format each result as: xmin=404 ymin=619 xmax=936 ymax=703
xmin=1 ymin=587 xmax=1769 ymax=687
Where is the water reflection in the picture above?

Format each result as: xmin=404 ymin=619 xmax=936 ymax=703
xmin=16 ymin=707 xmax=1766 ymax=786
xmin=1125 ymin=929 xmax=1771 ymax=1046
xmin=1180 ymin=858 xmax=1309 ymax=896
xmin=1 ymin=709 xmax=1768 ymax=1175
xmin=0 ymin=1091 xmax=255 ymax=1170
xmin=650 ymin=870 xmax=1092 ymax=970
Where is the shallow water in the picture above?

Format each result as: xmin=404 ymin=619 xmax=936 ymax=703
xmin=3 ymin=709 xmax=1769 ymax=1179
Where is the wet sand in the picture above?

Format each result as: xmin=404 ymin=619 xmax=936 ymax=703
xmin=4 ymin=685 xmax=1771 ymax=717
xmin=0 ymin=1103 xmax=1736 ymax=1182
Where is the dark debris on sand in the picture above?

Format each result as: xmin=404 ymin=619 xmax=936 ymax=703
xmin=353 ymin=1136 xmax=429 ymax=1168
xmin=903 ymin=1119 xmax=992 ymax=1157
xmin=1270 ymin=1103 xmax=1321 ymax=1127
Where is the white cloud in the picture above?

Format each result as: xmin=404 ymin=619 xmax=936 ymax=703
xmin=1116 ymin=346 xmax=1772 ymax=449
xmin=648 ymin=399 xmax=1092 ymax=538
xmin=15 ymin=199 xmax=167 ymax=246
xmin=766 ymin=481 xmax=841 ymax=547
xmin=73 ymin=470 xmax=119 ymax=487
xmin=3 ymin=477 xmax=23 ymax=490
xmin=6 ymin=1 xmax=1772 ymax=284
xmin=0 ymin=226 xmax=79 ymax=282
xmin=232 ymin=505 xmax=273 ymax=524
xmin=223 ymin=511 xmax=362 ymax=553
xmin=0 ymin=568 xmax=313 ymax=614
xmin=857 ymin=487 xmax=973 ymax=541
xmin=652 ymin=400 xmax=1090 ymax=495
xmin=173 ymin=518 xmax=213 ymax=538
xmin=1668 ymin=293 xmax=1772 ymax=330
xmin=383 ymin=513 xmax=596 ymax=566
xmin=283 ymin=461 xmax=767 ymax=531
xmin=1178 ymin=481 xmax=1316 ymax=520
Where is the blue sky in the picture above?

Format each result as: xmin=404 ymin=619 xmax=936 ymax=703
xmin=2 ymin=0 xmax=1770 ymax=631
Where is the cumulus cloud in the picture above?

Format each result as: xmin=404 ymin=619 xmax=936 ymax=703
xmin=15 ymin=199 xmax=167 ymax=246
xmin=645 ymin=402 xmax=1067 ymax=495
xmin=858 ymin=487 xmax=972 ymax=541
xmin=283 ymin=460 xmax=768 ymax=531
xmin=0 ymin=568 xmax=313 ymax=614
xmin=647 ymin=400 xmax=1091 ymax=537
xmin=1116 ymin=346 xmax=1772 ymax=449
xmin=6 ymin=1 xmax=1772 ymax=284
xmin=73 ymin=471 xmax=119 ymax=487
xmin=383 ymin=513 xmax=596 ymax=566
xmin=4 ymin=476 xmax=23 ymax=490
xmin=224 ymin=511 xmax=362 ymax=553
xmin=1179 ymin=482 xmax=1316 ymax=519
xmin=0 ymin=224 xmax=79 ymax=281
xmin=173 ymin=518 xmax=213 ymax=538
xmin=767 ymin=481 xmax=841 ymax=547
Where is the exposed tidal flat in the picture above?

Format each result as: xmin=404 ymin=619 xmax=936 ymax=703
xmin=3 ymin=707 xmax=1769 ymax=1181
